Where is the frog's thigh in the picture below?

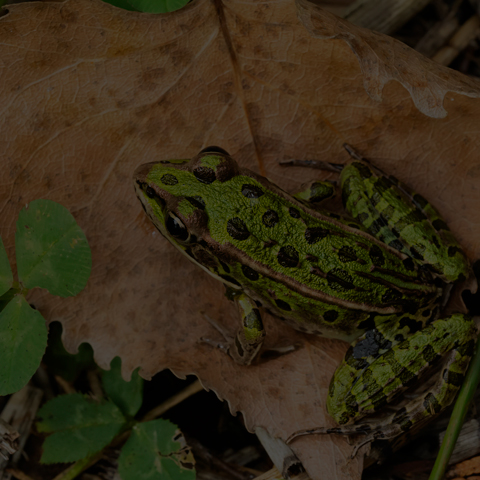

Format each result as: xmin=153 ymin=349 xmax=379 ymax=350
xmin=293 ymin=180 xmax=335 ymax=205
xmin=228 ymin=294 xmax=266 ymax=366
xmin=327 ymin=314 xmax=476 ymax=433
xmin=339 ymin=161 xmax=469 ymax=282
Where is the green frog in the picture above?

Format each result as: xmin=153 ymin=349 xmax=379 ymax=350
xmin=133 ymin=145 xmax=476 ymax=449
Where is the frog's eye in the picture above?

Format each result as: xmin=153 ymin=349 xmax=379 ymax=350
xmin=199 ymin=146 xmax=230 ymax=156
xmin=166 ymin=212 xmax=190 ymax=242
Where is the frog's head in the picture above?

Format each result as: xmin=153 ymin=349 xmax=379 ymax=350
xmin=133 ymin=146 xmax=240 ymax=250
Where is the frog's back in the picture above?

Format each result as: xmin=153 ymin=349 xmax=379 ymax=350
xmin=136 ymin=151 xmax=441 ymax=340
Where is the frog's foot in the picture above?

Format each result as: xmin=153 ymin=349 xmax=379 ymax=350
xmin=199 ymin=295 xmax=266 ymax=366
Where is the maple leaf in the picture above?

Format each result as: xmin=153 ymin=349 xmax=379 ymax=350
xmin=1 ymin=0 xmax=479 ymax=478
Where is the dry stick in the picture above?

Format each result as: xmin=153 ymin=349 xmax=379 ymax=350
xmin=343 ymin=0 xmax=431 ymax=35
xmin=187 ymin=436 xmax=250 ymax=480
xmin=54 ymin=375 xmax=75 ymax=395
xmin=432 ymin=15 xmax=480 ymax=66
xmin=5 ymin=468 xmax=36 ymax=480
xmin=141 ymin=379 xmax=204 ymax=421
xmin=0 ymin=386 xmax=43 ymax=480
xmin=415 ymin=0 xmax=463 ymax=57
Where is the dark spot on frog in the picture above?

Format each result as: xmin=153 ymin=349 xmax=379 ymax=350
xmin=160 ymin=160 xmax=172 ymax=164
xmin=277 ymin=246 xmax=299 ymax=268
xmin=432 ymin=219 xmax=449 ymax=231
xmin=390 ymin=226 xmax=401 ymax=238
xmin=275 ymin=299 xmax=292 ymax=311
xmin=421 ymin=309 xmax=431 ymax=318
xmin=358 ymin=313 xmax=377 ymax=331
xmin=227 ymin=217 xmax=250 ymax=240
xmin=457 ymin=338 xmax=475 ymax=357
xmin=323 ymin=310 xmax=338 ymax=323
xmin=369 ymin=244 xmax=385 ymax=267
xmin=327 ymin=268 xmax=355 ymax=291
xmin=430 ymin=236 xmax=441 ymax=249
xmin=263 ymin=209 xmax=279 ymax=227
xmin=402 ymin=257 xmax=415 ymax=271
xmin=305 ymin=227 xmax=329 ymax=244
xmin=398 ymin=316 xmax=423 ymax=334
xmin=289 ymin=207 xmax=301 ymax=218
xmin=448 ymin=246 xmax=461 ymax=257
xmin=219 ymin=260 xmax=230 ymax=273
xmin=443 ymin=369 xmax=464 ymax=387
xmin=242 ymin=264 xmax=259 ymax=281
xmin=409 ymin=246 xmax=424 ymax=260
xmin=194 ymin=166 xmax=216 ymax=184
xmin=394 ymin=334 xmax=404 ymax=343
xmin=368 ymin=219 xmax=384 ymax=235
xmin=388 ymin=239 xmax=404 ymax=252
xmin=160 ymin=174 xmax=178 ymax=185
xmin=423 ymin=392 xmax=441 ymax=414
xmin=338 ymin=246 xmax=358 ymax=263
xmin=242 ymin=184 xmax=264 ymax=198
xmin=186 ymin=196 xmax=205 ymax=210
xmin=146 ymin=186 xmax=156 ymax=198
xmin=357 ymin=212 xmax=369 ymax=224
xmin=412 ymin=193 xmax=428 ymax=210
xmin=352 ymin=161 xmax=373 ymax=179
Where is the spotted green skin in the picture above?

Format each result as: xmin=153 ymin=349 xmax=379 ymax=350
xmin=134 ymin=149 xmax=475 ymax=444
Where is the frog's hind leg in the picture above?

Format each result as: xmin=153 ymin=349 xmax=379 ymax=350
xmin=287 ymin=314 xmax=476 ymax=453
xmin=339 ymin=149 xmax=469 ymax=283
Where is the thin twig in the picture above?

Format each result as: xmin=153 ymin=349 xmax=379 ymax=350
xmin=141 ymin=379 xmax=204 ymax=422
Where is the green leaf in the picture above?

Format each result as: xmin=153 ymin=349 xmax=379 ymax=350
xmin=118 ymin=419 xmax=196 ymax=480
xmin=102 ymin=357 xmax=143 ymax=418
xmin=43 ymin=322 xmax=95 ymax=381
xmin=37 ymin=394 xmax=126 ymax=464
xmin=126 ymin=0 xmax=189 ymax=13
xmin=0 ymin=236 xmax=13 ymax=297
xmin=0 ymin=295 xmax=48 ymax=395
xmin=15 ymin=199 xmax=92 ymax=297
xmin=0 ymin=288 xmax=16 ymax=314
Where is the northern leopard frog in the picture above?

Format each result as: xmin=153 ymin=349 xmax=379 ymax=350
xmin=133 ymin=146 xmax=476 ymax=449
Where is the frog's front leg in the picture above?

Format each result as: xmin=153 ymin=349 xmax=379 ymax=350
xmin=288 ymin=314 xmax=477 ymax=448
xmin=203 ymin=293 xmax=266 ymax=366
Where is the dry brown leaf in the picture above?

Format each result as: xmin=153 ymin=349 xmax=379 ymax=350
xmin=448 ymin=455 xmax=480 ymax=478
xmin=1 ymin=0 xmax=480 ymax=478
